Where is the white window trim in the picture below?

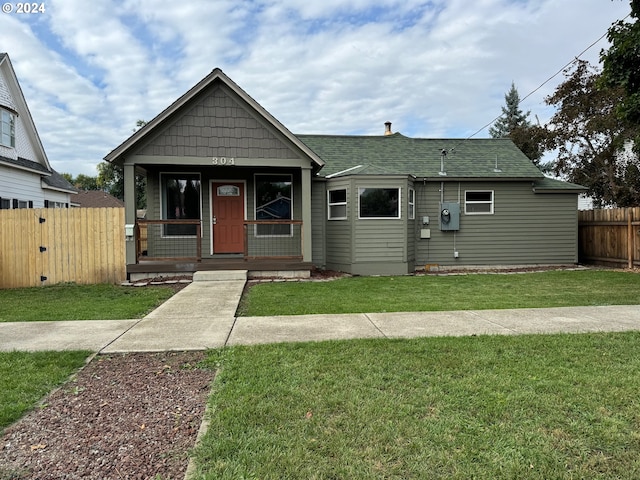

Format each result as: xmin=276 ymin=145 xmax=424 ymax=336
xmin=408 ymin=188 xmax=415 ymax=220
xmin=159 ymin=171 xmax=203 ymax=238
xmin=0 ymin=108 xmax=16 ymax=148
xmin=327 ymin=188 xmax=347 ymax=220
xmin=358 ymin=187 xmax=402 ymax=220
xmin=465 ymin=190 xmax=494 ymax=215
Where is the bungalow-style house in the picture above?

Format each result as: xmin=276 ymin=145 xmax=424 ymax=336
xmin=105 ymin=68 xmax=585 ymax=278
xmin=0 ymin=53 xmax=76 ymax=209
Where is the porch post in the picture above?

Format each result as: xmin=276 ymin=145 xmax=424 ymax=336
xmin=123 ymin=162 xmax=137 ymax=266
xmin=301 ymin=166 xmax=313 ymax=262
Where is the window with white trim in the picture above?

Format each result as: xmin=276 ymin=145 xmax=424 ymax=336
xmin=358 ymin=187 xmax=400 ymax=219
xmin=408 ymin=188 xmax=415 ymax=220
xmin=160 ymin=173 xmax=201 ymax=236
xmin=1 ymin=109 xmax=15 ymax=148
xmin=465 ymin=190 xmax=494 ymax=214
xmin=0 ymin=198 xmax=10 ymax=209
xmin=328 ymin=188 xmax=347 ymax=220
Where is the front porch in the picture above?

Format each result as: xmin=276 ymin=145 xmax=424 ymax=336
xmin=127 ymin=219 xmax=313 ymax=281
xmin=127 ymin=257 xmax=314 ymax=281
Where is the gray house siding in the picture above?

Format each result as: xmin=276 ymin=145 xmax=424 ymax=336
xmin=311 ymin=179 xmax=327 ymax=268
xmin=407 ymin=181 xmax=416 ymax=267
xmin=322 ymin=176 xmax=413 ymax=275
xmin=324 ymin=178 xmax=353 ymax=273
xmin=414 ymin=181 xmax=579 ymax=267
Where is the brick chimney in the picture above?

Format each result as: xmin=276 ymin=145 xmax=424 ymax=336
xmin=384 ymin=121 xmax=392 ymax=135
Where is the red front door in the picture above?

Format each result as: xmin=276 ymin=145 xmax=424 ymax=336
xmin=212 ymin=182 xmax=245 ymax=253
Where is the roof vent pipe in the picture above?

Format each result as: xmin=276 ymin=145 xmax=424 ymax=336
xmin=494 ymin=154 xmax=502 ymax=173
xmin=439 ymin=149 xmax=447 ymax=176
xmin=384 ymin=121 xmax=392 ymax=135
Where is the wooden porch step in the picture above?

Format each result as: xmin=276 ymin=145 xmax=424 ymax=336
xmin=193 ymin=270 xmax=248 ymax=282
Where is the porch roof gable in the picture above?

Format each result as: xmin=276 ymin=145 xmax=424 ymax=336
xmin=104 ymin=68 xmax=325 ymax=170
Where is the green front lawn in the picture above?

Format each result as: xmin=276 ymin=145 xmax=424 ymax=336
xmin=238 ymin=269 xmax=640 ymax=316
xmin=194 ymin=332 xmax=640 ymax=479
xmin=0 ymin=351 xmax=90 ymax=431
xmin=0 ymin=283 xmax=175 ymax=322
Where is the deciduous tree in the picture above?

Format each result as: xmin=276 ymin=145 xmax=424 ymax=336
xmin=600 ymin=0 xmax=640 ymax=150
xmin=544 ymin=60 xmax=640 ymax=207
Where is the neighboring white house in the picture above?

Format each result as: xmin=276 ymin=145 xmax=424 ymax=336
xmin=0 ymin=53 xmax=75 ymax=209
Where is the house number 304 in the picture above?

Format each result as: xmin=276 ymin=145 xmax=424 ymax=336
xmin=212 ymin=157 xmax=235 ymax=165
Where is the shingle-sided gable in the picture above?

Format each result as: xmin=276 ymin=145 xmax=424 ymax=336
xmin=298 ymin=133 xmax=544 ymax=179
xmin=135 ymin=84 xmax=300 ymax=160
xmin=105 ymin=68 xmax=324 ymax=169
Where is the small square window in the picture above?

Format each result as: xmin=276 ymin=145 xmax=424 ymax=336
xmin=328 ymin=189 xmax=347 ymax=220
xmin=465 ymin=190 xmax=494 ymax=214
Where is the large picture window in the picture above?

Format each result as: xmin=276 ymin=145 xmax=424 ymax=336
xmin=1 ymin=109 xmax=15 ymax=148
xmin=465 ymin=190 xmax=494 ymax=214
xmin=359 ymin=187 xmax=400 ymax=219
xmin=255 ymin=174 xmax=292 ymax=236
xmin=161 ymin=173 xmax=201 ymax=236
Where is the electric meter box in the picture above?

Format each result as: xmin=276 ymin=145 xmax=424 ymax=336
xmin=439 ymin=202 xmax=460 ymax=231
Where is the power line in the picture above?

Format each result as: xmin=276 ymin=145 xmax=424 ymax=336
xmin=464 ymin=13 xmax=631 ymax=141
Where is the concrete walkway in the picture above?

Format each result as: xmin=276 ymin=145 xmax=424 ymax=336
xmin=1 ymin=271 xmax=640 ymax=353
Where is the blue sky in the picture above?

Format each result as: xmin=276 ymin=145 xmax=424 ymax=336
xmin=0 ymin=0 xmax=632 ymax=176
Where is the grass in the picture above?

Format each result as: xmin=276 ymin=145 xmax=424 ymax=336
xmin=193 ymin=333 xmax=640 ymax=479
xmin=238 ymin=269 xmax=640 ymax=316
xmin=0 ymin=351 xmax=91 ymax=431
xmin=0 ymin=283 xmax=176 ymax=322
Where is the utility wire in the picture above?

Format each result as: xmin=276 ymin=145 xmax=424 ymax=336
xmin=463 ymin=13 xmax=632 ymax=141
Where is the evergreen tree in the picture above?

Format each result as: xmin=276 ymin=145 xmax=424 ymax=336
xmin=489 ymin=82 xmax=529 ymax=138
xmin=490 ymin=82 xmax=543 ymax=164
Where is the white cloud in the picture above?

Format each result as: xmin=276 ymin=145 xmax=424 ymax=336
xmin=0 ymin=0 xmax=631 ymax=175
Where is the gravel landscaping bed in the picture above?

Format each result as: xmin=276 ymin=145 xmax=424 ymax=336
xmin=0 ymin=351 xmax=215 ymax=479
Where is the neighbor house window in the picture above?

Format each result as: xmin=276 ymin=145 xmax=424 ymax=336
xmin=359 ymin=187 xmax=400 ymax=219
xmin=408 ymin=188 xmax=415 ymax=220
xmin=161 ymin=173 xmax=201 ymax=236
xmin=465 ymin=190 xmax=494 ymax=214
xmin=1 ymin=109 xmax=15 ymax=148
xmin=0 ymin=197 xmax=10 ymax=209
xmin=255 ymin=174 xmax=292 ymax=236
xmin=328 ymin=188 xmax=347 ymax=220
xmin=45 ymin=200 xmax=67 ymax=208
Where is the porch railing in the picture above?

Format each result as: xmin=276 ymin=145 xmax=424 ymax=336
xmin=136 ymin=220 xmax=202 ymax=262
xmin=135 ymin=219 xmax=303 ymax=263
xmin=243 ymin=220 xmax=304 ymax=259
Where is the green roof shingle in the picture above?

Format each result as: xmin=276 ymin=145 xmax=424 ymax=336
xmin=297 ymin=133 xmax=545 ymax=180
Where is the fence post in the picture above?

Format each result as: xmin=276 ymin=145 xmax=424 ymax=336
xmin=629 ymin=209 xmax=634 ymax=269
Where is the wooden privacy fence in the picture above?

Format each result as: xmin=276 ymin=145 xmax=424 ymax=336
xmin=578 ymin=207 xmax=640 ymax=268
xmin=0 ymin=208 xmax=125 ymax=288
